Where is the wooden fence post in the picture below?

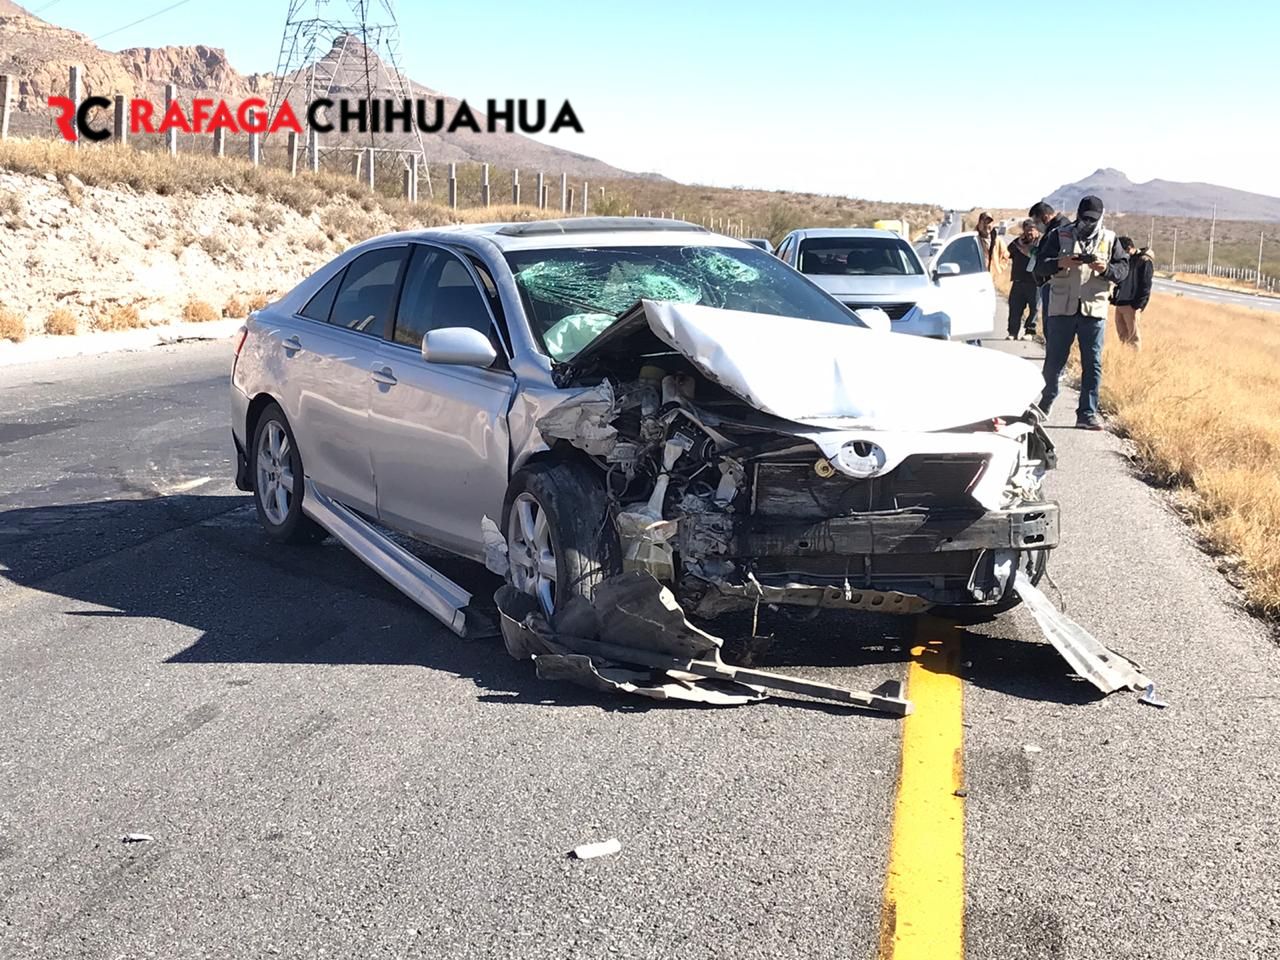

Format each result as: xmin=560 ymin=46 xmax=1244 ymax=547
xmin=403 ymin=158 xmax=417 ymax=202
xmin=582 ymin=181 xmax=588 ymax=215
xmin=309 ymin=131 xmax=320 ymax=172
xmin=113 ymin=95 xmax=127 ymax=146
xmin=68 ymin=67 xmax=81 ymax=147
xmin=536 ymin=172 xmax=545 ymax=209
xmin=365 ymin=147 xmax=375 ymax=189
xmin=560 ymin=172 xmax=568 ymax=213
xmin=212 ymin=126 xmax=225 ymax=157
xmin=481 ymin=163 xmax=490 ymax=206
xmin=567 ymin=186 xmax=575 ymax=214
xmin=512 ymin=169 xmax=520 ymax=205
xmin=352 ymin=153 xmax=362 ymax=178
xmin=248 ymin=115 xmax=261 ymax=166
xmin=165 ymin=83 xmax=177 ymax=154
xmin=287 ymin=132 xmax=299 ymax=175
xmin=448 ymin=162 xmax=457 ymax=208
xmin=0 ymin=75 xmax=13 ymax=140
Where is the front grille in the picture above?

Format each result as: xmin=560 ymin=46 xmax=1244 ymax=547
xmin=842 ymin=301 xmax=915 ymax=320
xmin=752 ymin=454 xmax=989 ymax=519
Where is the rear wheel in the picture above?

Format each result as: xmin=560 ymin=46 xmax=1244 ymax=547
xmin=503 ymin=460 xmax=620 ymax=619
xmin=251 ymin=403 xmax=325 ymax=544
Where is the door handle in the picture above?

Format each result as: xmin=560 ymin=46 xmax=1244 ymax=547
xmin=370 ymin=365 xmax=397 ymax=386
xmin=282 ymin=335 xmax=303 ymax=353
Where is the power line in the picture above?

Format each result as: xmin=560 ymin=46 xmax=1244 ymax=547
xmin=93 ymin=0 xmax=196 ymax=43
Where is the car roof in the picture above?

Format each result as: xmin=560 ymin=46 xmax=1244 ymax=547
xmin=791 ymin=228 xmax=905 ymax=240
xmin=380 ymin=217 xmax=755 ymax=253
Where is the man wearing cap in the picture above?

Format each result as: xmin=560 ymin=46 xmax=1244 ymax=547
xmin=1029 ymin=201 xmax=1071 ymax=328
xmin=1032 ymin=195 xmax=1129 ymax=430
xmin=1006 ymin=219 xmax=1040 ymax=339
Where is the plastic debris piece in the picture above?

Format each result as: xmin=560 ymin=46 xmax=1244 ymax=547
xmin=122 ymin=833 xmax=154 ymax=843
xmin=572 ymin=838 xmax=621 ymax=860
xmin=480 ymin=515 xmax=509 ymax=576
xmin=1022 ymin=744 xmax=1042 ymax=754
xmin=1138 ymin=683 xmax=1169 ymax=709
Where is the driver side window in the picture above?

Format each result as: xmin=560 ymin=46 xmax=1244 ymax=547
xmin=937 ymin=237 xmax=985 ymax=275
xmin=393 ymin=246 xmax=500 ymax=353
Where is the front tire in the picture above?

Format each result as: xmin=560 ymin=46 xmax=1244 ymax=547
xmin=503 ymin=459 xmax=621 ymax=619
xmin=251 ymin=403 xmax=324 ymax=544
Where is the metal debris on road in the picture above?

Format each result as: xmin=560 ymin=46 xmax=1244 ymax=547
xmin=571 ymin=838 xmax=622 ymax=860
xmin=1014 ymin=571 xmax=1155 ymax=696
xmin=1139 ymin=683 xmax=1170 ymax=709
xmin=121 ymin=833 xmax=154 ymax=843
xmin=496 ymin=572 xmax=913 ymax=715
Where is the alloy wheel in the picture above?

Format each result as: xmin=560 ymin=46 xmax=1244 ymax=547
xmin=507 ymin=492 xmax=557 ymax=618
xmin=256 ymin=420 xmax=294 ymax=526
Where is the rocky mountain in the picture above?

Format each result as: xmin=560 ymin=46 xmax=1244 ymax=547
xmin=1045 ymin=168 xmax=1280 ymax=222
xmin=0 ymin=1 xmax=645 ymax=179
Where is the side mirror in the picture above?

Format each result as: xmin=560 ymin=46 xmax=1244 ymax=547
xmin=935 ymin=262 xmax=961 ymax=277
xmin=421 ymin=327 xmax=497 ymax=368
xmin=852 ymin=306 xmax=891 ymax=333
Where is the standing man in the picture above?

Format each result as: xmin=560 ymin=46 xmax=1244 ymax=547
xmin=976 ymin=212 xmax=1008 ymax=278
xmin=1029 ymin=201 xmax=1071 ymax=323
xmin=1111 ymin=236 xmax=1153 ymax=348
xmin=1006 ymin=218 xmax=1040 ymax=339
xmin=1033 ymin=195 xmax=1129 ymax=430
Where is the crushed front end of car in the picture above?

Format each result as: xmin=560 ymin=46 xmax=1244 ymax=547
xmin=540 ymin=299 xmax=1058 ymax=617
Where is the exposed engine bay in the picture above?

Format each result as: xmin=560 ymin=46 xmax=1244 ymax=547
xmin=536 ymin=300 xmax=1060 ymax=616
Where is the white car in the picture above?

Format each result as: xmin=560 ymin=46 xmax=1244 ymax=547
xmin=774 ymin=228 xmax=996 ymax=340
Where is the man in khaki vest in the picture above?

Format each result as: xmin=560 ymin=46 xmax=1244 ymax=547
xmin=1032 ymin=195 xmax=1129 ymax=430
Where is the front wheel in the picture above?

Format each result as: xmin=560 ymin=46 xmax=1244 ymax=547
xmin=503 ymin=460 xmax=621 ymax=619
xmin=251 ymin=403 xmax=325 ymax=544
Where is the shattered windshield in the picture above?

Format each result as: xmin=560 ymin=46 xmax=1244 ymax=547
xmin=504 ymin=244 xmax=859 ymax=361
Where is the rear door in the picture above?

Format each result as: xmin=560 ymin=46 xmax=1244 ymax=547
xmin=367 ymin=244 xmax=516 ymax=560
xmin=278 ymin=245 xmax=408 ymax=514
xmin=932 ymin=232 xmax=996 ymax=339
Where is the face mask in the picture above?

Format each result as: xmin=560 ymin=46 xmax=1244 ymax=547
xmin=1077 ymin=216 xmax=1100 ymax=238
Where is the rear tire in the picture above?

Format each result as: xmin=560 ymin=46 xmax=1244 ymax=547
xmin=251 ymin=403 xmax=325 ymax=544
xmin=503 ymin=459 xmax=621 ymax=618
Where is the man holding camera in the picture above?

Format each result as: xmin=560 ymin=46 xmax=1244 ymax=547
xmin=1033 ymin=195 xmax=1129 ymax=430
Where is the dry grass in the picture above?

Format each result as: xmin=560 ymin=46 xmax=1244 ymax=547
xmin=44 ymin=307 xmax=78 ymax=335
xmin=1098 ymin=292 xmax=1280 ymax=614
xmin=222 ymin=294 xmax=248 ymax=318
xmin=245 ymin=293 xmax=270 ymax=311
xmin=0 ymin=305 xmax=27 ymax=342
xmin=182 ymin=298 xmax=220 ymax=323
xmin=94 ymin=303 xmax=143 ymax=331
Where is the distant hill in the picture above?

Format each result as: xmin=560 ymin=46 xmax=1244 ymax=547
xmin=0 ymin=0 xmax=651 ymax=180
xmin=1045 ymin=168 xmax=1280 ymax=223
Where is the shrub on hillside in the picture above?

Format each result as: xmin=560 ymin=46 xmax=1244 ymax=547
xmin=0 ymin=305 xmax=27 ymax=342
xmin=223 ymin=294 xmax=248 ymax=317
xmin=182 ymin=299 xmax=220 ymax=323
xmin=94 ymin=303 xmax=143 ymax=331
xmin=44 ymin=308 xmax=77 ymax=335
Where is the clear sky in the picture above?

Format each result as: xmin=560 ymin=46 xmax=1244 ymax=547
xmin=29 ymin=0 xmax=1280 ymax=208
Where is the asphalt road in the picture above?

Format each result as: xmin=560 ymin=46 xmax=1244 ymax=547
xmin=1151 ymin=276 xmax=1280 ymax=313
xmin=2 ymin=328 xmax=1279 ymax=959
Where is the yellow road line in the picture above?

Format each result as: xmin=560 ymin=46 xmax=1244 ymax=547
xmin=876 ymin=616 xmax=965 ymax=959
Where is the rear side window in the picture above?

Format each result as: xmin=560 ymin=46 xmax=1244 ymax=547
xmin=937 ymin=237 xmax=985 ymax=275
xmin=394 ymin=246 xmax=496 ymax=349
xmin=300 ymin=270 xmax=343 ymax=321
xmin=328 ymin=247 xmax=408 ymax=334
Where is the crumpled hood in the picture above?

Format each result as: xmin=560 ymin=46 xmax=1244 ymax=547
xmin=633 ymin=300 xmax=1045 ymax=432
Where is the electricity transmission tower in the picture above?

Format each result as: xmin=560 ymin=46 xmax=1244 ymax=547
xmin=268 ymin=0 xmax=432 ymax=195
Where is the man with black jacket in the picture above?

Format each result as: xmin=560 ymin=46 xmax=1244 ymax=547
xmin=1032 ymin=195 xmax=1129 ymax=430
xmin=1111 ymin=236 xmax=1153 ymax=348
xmin=1006 ymin=219 xmax=1040 ymax=339
xmin=1029 ymin=201 xmax=1071 ymax=323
